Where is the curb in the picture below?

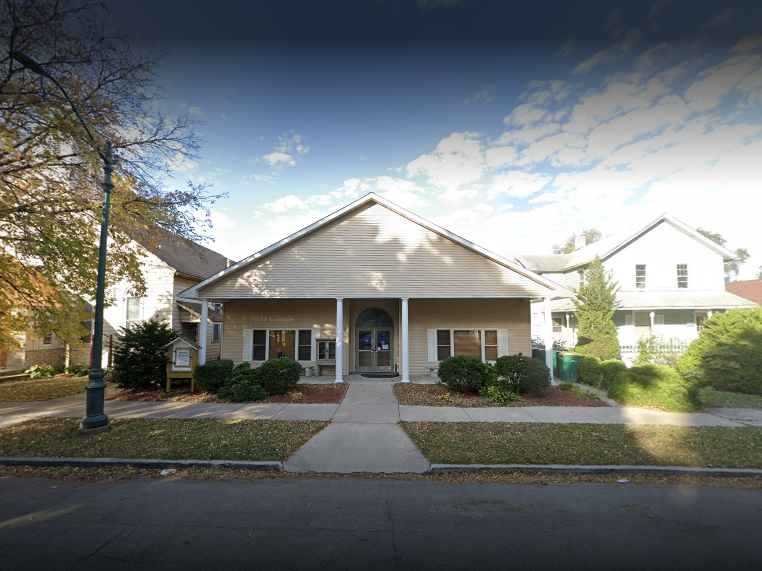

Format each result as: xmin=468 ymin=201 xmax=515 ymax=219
xmin=428 ymin=464 xmax=762 ymax=477
xmin=0 ymin=457 xmax=283 ymax=472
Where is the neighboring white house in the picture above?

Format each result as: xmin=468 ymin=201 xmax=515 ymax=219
xmin=3 ymin=231 xmax=232 ymax=371
xmin=97 ymin=230 xmax=232 ymax=367
xmin=515 ymin=214 xmax=757 ymax=362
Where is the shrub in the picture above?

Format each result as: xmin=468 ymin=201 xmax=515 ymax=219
xmin=231 ymin=362 xmax=259 ymax=383
xmin=111 ymin=318 xmax=178 ymax=391
xmin=218 ymin=379 xmax=268 ymax=402
xmin=194 ymin=359 xmax=234 ymax=394
xmin=437 ymin=356 xmax=493 ymax=393
xmin=678 ymin=308 xmax=762 ymax=395
xmin=496 ymin=354 xmax=550 ymax=396
xmin=65 ymin=364 xmax=89 ymax=377
xmin=608 ymin=363 xmax=701 ymax=412
xmin=255 ymin=358 xmax=302 ymax=395
xmin=26 ymin=365 xmax=58 ymax=378
xmin=577 ymin=356 xmax=627 ymax=391
xmin=479 ymin=385 xmax=521 ymax=406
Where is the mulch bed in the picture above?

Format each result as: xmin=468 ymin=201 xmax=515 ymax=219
xmin=106 ymin=383 xmax=347 ymax=404
xmin=393 ymin=384 xmax=609 ymax=407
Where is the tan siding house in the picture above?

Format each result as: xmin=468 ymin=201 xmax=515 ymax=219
xmin=181 ymin=194 xmax=568 ymax=380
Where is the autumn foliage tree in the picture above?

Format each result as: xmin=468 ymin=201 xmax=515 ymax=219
xmin=573 ymin=255 xmax=621 ymax=361
xmin=0 ymin=0 xmax=223 ymax=348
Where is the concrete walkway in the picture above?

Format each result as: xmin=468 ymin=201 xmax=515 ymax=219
xmin=284 ymin=381 xmax=430 ymax=474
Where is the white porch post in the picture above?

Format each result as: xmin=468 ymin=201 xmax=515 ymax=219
xmin=335 ymin=298 xmax=344 ymax=383
xmin=543 ymin=296 xmax=554 ymax=384
xmin=401 ymin=298 xmax=410 ymax=383
xmin=649 ymin=311 xmax=655 ymax=331
xmin=707 ymin=310 xmax=713 ymax=318
xmin=198 ymin=300 xmax=208 ymax=365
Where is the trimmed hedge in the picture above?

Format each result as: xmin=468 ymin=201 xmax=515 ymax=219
xmin=496 ymin=354 xmax=550 ymax=396
xmin=438 ymin=356 xmax=496 ymax=393
xmin=578 ymin=356 xmax=627 ymax=391
xmin=578 ymin=357 xmax=701 ymax=412
xmin=255 ymin=358 xmax=302 ymax=395
xmin=678 ymin=308 xmax=762 ymax=395
xmin=608 ymin=363 xmax=701 ymax=412
xmin=194 ymin=359 xmax=234 ymax=394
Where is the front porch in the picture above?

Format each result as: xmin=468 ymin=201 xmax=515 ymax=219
xmin=198 ymin=296 xmax=535 ymax=382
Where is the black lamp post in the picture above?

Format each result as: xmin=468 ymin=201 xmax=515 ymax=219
xmin=12 ymin=51 xmax=114 ymax=432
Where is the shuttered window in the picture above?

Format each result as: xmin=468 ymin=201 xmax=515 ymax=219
xmin=428 ymin=329 xmax=508 ymax=362
xmin=244 ymin=329 xmax=313 ymax=362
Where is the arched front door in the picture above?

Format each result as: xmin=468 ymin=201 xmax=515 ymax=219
xmin=355 ymin=307 xmax=394 ymax=373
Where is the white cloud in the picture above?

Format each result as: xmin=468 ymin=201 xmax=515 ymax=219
xmin=464 ymin=86 xmax=495 ymax=105
xmin=685 ymin=54 xmax=762 ymax=111
xmin=262 ymin=195 xmax=310 ymax=213
xmin=209 ymin=211 xmax=236 ymax=229
xmin=484 ymin=145 xmax=518 ymax=168
xmin=262 ymin=152 xmax=296 ymax=167
xmin=188 ymin=106 xmax=203 ymax=117
xmin=489 ymin=171 xmax=552 ymax=199
xmin=276 ymin=131 xmax=310 ymax=155
xmin=572 ymin=29 xmax=642 ymax=75
xmin=406 ymin=132 xmax=486 ymax=195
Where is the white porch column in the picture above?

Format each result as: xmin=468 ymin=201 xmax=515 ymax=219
xmin=401 ymin=298 xmax=410 ymax=383
xmin=649 ymin=311 xmax=655 ymax=331
xmin=335 ymin=298 xmax=344 ymax=383
xmin=198 ymin=300 xmax=209 ymax=365
xmin=707 ymin=310 xmax=713 ymax=318
xmin=543 ymin=296 xmax=554 ymax=384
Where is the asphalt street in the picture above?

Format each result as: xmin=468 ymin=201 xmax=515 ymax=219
xmin=1 ymin=476 xmax=760 ymax=571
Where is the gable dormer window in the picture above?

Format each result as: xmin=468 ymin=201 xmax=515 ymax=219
xmin=635 ymin=265 xmax=646 ymax=289
xmin=677 ymin=264 xmax=688 ymax=288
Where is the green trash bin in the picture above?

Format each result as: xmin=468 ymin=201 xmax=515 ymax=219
xmin=558 ymin=352 xmax=585 ymax=382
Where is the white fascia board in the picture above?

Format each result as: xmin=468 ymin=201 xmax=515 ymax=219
xmin=562 ymin=213 xmax=735 ymax=271
xmin=178 ymin=192 xmax=564 ymax=299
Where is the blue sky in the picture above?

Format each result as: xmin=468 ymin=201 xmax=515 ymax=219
xmin=104 ymin=0 xmax=762 ymax=279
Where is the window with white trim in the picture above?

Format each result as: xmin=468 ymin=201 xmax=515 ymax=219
xmin=249 ymin=329 xmax=313 ymax=362
xmin=677 ymin=264 xmax=688 ymax=288
xmin=432 ymin=329 xmax=502 ymax=361
xmin=635 ymin=264 xmax=646 ymax=289
xmin=42 ymin=332 xmax=53 ymax=346
xmin=212 ymin=323 xmax=222 ymax=343
xmin=126 ymin=297 xmax=141 ymax=328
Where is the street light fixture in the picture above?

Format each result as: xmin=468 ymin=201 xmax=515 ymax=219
xmin=12 ymin=50 xmax=115 ymax=432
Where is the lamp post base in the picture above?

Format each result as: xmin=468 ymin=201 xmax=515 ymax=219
xmin=78 ymin=423 xmax=111 ymax=436
xmin=80 ymin=369 xmax=110 ymax=432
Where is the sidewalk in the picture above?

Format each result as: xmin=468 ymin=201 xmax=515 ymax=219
xmin=1 ymin=379 xmax=761 ymax=475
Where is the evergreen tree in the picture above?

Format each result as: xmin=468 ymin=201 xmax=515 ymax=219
xmin=111 ymin=318 xmax=178 ymax=391
xmin=573 ymin=255 xmax=621 ymax=360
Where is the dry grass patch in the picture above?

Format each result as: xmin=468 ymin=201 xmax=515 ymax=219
xmin=0 ymin=376 xmax=87 ymax=401
xmin=0 ymin=417 xmax=327 ymax=462
xmin=401 ymin=422 xmax=762 ymax=469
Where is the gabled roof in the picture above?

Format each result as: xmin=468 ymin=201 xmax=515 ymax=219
xmin=133 ymin=228 xmax=233 ymax=281
xmin=517 ymin=213 xmax=737 ymax=273
xmin=179 ymin=193 xmax=569 ymax=300
xmin=726 ymin=280 xmax=762 ymax=306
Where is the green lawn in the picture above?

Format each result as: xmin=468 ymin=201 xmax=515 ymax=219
xmin=701 ymin=389 xmax=762 ymax=410
xmin=0 ymin=418 xmax=327 ymax=461
xmin=402 ymin=422 xmax=762 ymax=468
xmin=0 ymin=376 xmax=88 ymax=401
